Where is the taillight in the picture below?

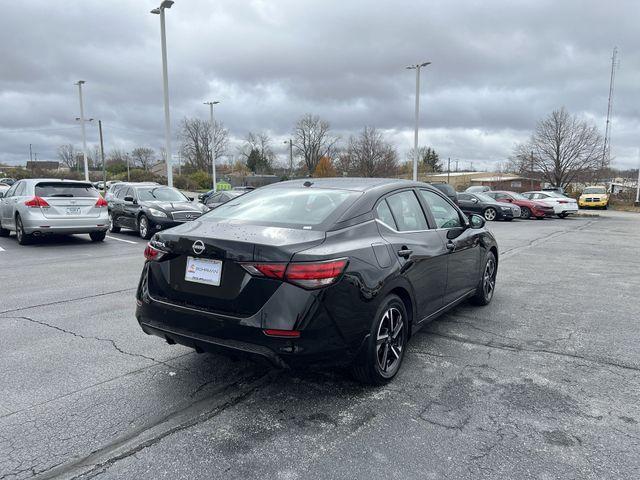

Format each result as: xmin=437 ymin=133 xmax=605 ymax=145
xmin=24 ymin=196 xmax=50 ymax=208
xmin=95 ymin=197 xmax=108 ymax=208
xmin=241 ymin=258 xmax=348 ymax=289
xmin=144 ymin=243 xmax=166 ymax=261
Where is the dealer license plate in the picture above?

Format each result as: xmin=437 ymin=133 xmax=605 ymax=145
xmin=184 ymin=256 xmax=222 ymax=286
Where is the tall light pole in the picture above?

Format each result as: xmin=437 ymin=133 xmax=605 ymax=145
xmin=204 ymin=101 xmax=220 ymax=190
xmin=75 ymin=80 xmax=90 ymax=181
xmin=406 ymin=61 xmax=431 ymax=181
xmin=283 ymin=139 xmax=293 ymax=176
xmin=635 ymin=148 xmax=640 ymax=206
xmin=151 ymin=1 xmax=175 ymax=187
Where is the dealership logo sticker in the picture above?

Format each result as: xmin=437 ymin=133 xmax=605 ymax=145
xmin=192 ymin=240 xmax=205 ymax=255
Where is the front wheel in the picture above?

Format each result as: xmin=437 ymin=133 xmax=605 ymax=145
xmin=470 ymin=252 xmax=497 ymax=306
xmin=351 ymin=294 xmax=408 ymax=385
xmin=138 ymin=214 xmax=152 ymax=239
xmin=483 ymin=207 xmax=497 ymax=221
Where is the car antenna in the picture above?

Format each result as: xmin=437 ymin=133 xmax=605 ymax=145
xmin=303 ymin=181 xmax=313 ymax=187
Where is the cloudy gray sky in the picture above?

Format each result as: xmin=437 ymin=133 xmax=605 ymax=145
xmin=1 ymin=0 xmax=638 ymax=170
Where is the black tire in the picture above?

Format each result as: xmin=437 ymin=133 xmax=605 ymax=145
xmin=470 ymin=252 xmax=497 ymax=306
xmin=108 ymin=212 xmax=121 ymax=233
xmin=483 ymin=207 xmax=497 ymax=221
xmin=603 ymin=205 xmax=608 ymax=210
xmin=351 ymin=294 xmax=409 ymax=385
xmin=0 ymin=219 xmax=9 ymax=237
xmin=557 ymin=212 xmax=568 ymax=219
xmin=90 ymin=231 xmax=106 ymax=242
xmin=138 ymin=214 xmax=152 ymax=239
xmin=15 ymin=215 xmax=31 ymax=245
xmin=520 ymin=207 xmax=531 ymax=219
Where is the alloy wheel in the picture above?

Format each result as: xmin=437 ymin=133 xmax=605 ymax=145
xmin=483 ymin=258 xmax=496 ymax=301
xmin=16 ymin=218 xmax=23 ymax=242
xmin=139 ymin=217 xmax=148 ymax=238
xmin=484 ymin=208 xmax=497 ymax=221
xmin=376 ymin=307 xmax=404 ymax=375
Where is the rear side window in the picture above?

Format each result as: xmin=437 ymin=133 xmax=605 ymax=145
xmin=203 ymin=187 xmax=360 ymax=228
xmin=14 ymin=182 xmax=26 ymax=196
xmin=420 ymin=190 xmax=462 ymax=229
xmin=376 ymin=200 xmax=397 ymax=229
xmin=458 ymin=193 xmax=472 ymax=201
xmin=385 ymin=191 xmax=428 ymax=231
xmin=35 ymin=182 xmax=99 ymax=198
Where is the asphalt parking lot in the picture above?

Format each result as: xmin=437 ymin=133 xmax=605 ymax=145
xmin=1 ymin=211 xmax=639 ymax=480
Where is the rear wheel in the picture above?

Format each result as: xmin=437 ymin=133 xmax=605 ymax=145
xmin=483 ymin=207 xmax=497 ymax=221
xmin=470 ymin=252 xmax=497 ymax=306
xmin=108 ymin=212 xmax=121 ymax=233
xmin=520 ymin=207 xmax=531 ymax=219
xmin=15 ymin=215 xmax=31 ymax=245
xmin=90 ymin=231 xmax=106 ymax=242
xmin=0 ymin=219 xmax=9 ymax=237
xmin=557 ymin=212 xmax=568 ymax=218
xmin=351 ymin=294 xmax=408 ymax=385
xmin=138 ymin=214 xmax=152 ymax=239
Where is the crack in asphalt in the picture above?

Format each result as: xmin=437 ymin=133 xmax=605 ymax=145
xmin=38 ymin=370 xmax=279 ymax=480
xmin=0 ymin=316 xmax=179 ymax=372
xmin=500 ymin=219 xmax=596 ymax=259
xmin=0 ymin=289 xmax=136 ymax=316
xmin=427 ymin=331 xmax=640 ymax=373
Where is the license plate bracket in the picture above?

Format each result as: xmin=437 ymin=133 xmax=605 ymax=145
xmin=66 ymin=207 xmax=81 ymax=215
xmin=184 ymin=256 xmax=222 ymax=286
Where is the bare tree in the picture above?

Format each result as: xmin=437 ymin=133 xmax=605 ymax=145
xmin=57 ymin=144 xmax=76 ymax=169
xmin=511 ymin=108 xmax=604 ymax=188
xmin=179 ymin=117 xmax=228 ymax=172
xmin=344 ymin=126 xmax=398 ymax=178
xmin=238 ymin=132 xmax=275 ymax=173
xmin=292 ymin=114 xmax=339 ymax=174
xmin=131 ymin=147 xmax=156 ymax=171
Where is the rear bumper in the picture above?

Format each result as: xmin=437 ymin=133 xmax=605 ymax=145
xmin=21 ymin=210 xmax=109 ymax=234
xmin=554 ymin=204 xmax=579 ymax=214
xmin=135 ymin=271 xmax=359 ymax=368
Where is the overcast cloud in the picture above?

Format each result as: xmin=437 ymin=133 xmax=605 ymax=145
xmin=0 ymin=0 xmax=638 ymax=170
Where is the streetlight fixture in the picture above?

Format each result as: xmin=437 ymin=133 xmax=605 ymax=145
xmin=75 ymin=80 xmax=90 ymax=181
xmin=406 ymin=61 xmax=431 ymax=181
xmin=283 ymin=139 xmax=293 ymax=176
xmin=151 ymin=0 xmax=175 ymax=187
xmin=204 ymin=100 xmax=220 ymax=191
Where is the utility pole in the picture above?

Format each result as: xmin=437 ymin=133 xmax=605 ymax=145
xmin=406 ymin=61 xmax=431 ymax=181
xmin=447 ymin=157 xmax=451 ymax=183
xmin=151 ymin=1 xmax=175 ymax=187
xmin=204 ymin=101 xmax=220 ymax=190
xmin=98 ymin=120 xmax=106 ymax=190
xmin=284 ymin=139 xmax=293 ymax=176
xmin=530 ymin=150 xmax=535 ymax=190
xmin=75 ymin=80 xmax=90 ymax=181
xmin=602 ymin=47 xmax=618 ymax=170
xmin=29 ymin=144 xmax=33 ymax=163
xmin=635 ymin=148 xmax=640 ymax=206
xmin=455 ymin=159 xmax=459 ymax=172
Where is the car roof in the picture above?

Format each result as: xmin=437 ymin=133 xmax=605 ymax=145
xmin=265 ymin=177 xmax=424 ymax=192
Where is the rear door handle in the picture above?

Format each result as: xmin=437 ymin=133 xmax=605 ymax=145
xmin=397 ymin=248 xmax=413 ymax=259
xmin=446 ymin=241 xmax=456 ymax=252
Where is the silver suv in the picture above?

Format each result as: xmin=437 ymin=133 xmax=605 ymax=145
xmin=0 ymin=179 xmax=109 ymax=245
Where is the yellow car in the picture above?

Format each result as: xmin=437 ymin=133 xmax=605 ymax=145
xmin=578 ymin=186 xmax=609 ymax=209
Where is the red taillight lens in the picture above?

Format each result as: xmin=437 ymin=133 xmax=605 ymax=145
xmin=263 ymin=329 xmax=301 ymax=338
xmin=95 ymin=197 xmax=108 ymax=207
xmin=144 ymin=243 xmax=165 ymax=261
xmin=24 ymin=196 xmax=50 ymax=208
xmin=242 ymin=258 xmax=348 ymax=289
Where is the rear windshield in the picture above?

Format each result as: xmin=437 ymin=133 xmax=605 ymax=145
xmin=583 ymin=187 xmax=606 ymax=194
xmin=202 ymin=187 xmax=361 ymax=228
xmin=35 ymin=182 xmax=99 ymax=198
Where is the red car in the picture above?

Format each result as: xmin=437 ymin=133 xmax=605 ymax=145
xmin=485 ymin=191 xmax=554 ymax=219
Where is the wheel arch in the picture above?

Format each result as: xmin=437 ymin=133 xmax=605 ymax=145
xmin=388 ymin=286 xmax=414 ymax=339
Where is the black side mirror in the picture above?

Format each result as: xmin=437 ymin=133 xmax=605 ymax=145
xmin=124 ymin=196 xmax=134 ymax=203
xmin=469 ymin=214 xmax=485 ymax=229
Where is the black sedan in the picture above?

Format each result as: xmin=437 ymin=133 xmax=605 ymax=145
xmin=204 ymin=189 xmax=246 ymax=209
xmin=108 ymin=185 xmax=207 ymax=239
xmin=457 ymin=192 xmax=518 ymax=221
xmin=136 ymin=178 xmax=498 ymax=384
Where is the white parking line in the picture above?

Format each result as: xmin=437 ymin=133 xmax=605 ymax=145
xmin=0 ymin=246 xmax=5 ymax=252
xmin=106 ymin=235 xmax=138 ymax=244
